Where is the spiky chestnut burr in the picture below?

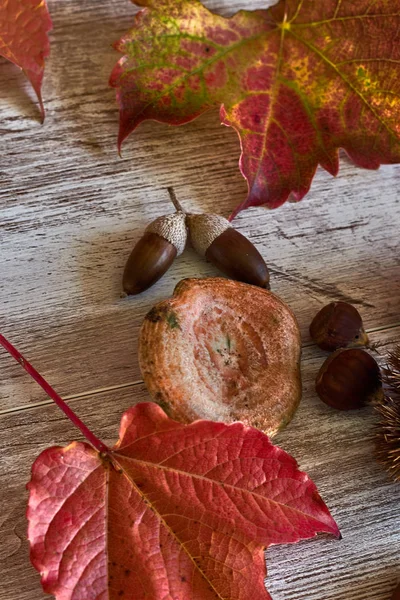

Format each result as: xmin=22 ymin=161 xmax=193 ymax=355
xmin=374 ymin=347 xmax=400 ymax=483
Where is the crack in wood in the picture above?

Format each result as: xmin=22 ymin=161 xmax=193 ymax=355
xmin=268 ymin=263 xmax=375 ymax=308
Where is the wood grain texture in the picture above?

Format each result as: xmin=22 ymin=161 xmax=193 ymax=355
xmin=1 ymin=0 xmax=400 ymax=410
xmin=1 ymin=329 xmax=399 ymax=600
xmin=0 ymin=0 xmax=399 ymax=599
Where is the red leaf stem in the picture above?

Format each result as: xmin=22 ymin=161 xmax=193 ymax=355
xmin=0 ymin=333 xmax=110 ymax=454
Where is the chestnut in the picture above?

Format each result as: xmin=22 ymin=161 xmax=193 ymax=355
xmin=316 ymin=348 xmax=383 ymax=410
xmin=310 ymin=302 xmax=368 ymax=351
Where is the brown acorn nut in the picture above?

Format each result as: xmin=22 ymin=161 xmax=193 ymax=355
xmin=392 ymin=582 xmax=400 ymax=600
xmin=316 ymin=348 xmax=383 ymax=410
xmin=123 ymin=212 xmax=187 ymax=295
xmin=188 ymin=213 xmax=270 ymax=289
xmin=310 ymin=302 xmax=369 ymax=351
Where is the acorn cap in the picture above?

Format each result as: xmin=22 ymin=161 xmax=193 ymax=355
xmin=187 ymin=213 xmax=231 ymax=256
xmin=146 ymin=211 xmax=187 ymax=256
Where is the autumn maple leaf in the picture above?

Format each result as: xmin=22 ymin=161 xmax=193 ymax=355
xmin=0 ymin=0 xmax=52 ymax=119
xmin=0 ymin=334 xmax=340 ymax=600
xmin=110 ymin=0 xmax=400 ymax=216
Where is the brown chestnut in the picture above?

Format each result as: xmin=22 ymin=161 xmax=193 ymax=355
xmin=310 ymin=302 xmax=368 ymax=351
xmin=316 ymin=348 xmax=383 ymax=410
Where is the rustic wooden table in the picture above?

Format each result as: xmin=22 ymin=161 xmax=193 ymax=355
xmin=1 ymin=1 xmax=399 ymax=599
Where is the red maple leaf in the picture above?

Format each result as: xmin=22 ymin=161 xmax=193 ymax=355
xmin=110 ymin=0 xmax=400 ymax=216
xmin=0 ymin=334 xmax=340 ymax=600
xmin=0 ymin=0 xmax=52 ymax=119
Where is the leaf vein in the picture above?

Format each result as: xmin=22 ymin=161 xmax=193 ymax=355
xmin=288 ymin=28 xmax=399 ymax=142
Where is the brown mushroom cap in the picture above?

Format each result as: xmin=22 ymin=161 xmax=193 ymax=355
xmin=139 ymin=278 xmax=302 ymax=436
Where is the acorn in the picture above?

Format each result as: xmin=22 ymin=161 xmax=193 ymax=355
xmin=310 ymin=302 xmax=369 ymax=351
xmin=315 ymin=348 xmax=383 ymax=410
xmin=392 ymin=582 xmax=400 ymax=600
xmin=122 ymin=212 xmax=187 ymax=295
xmin=187 ymin=213 xmax=270 ymax=288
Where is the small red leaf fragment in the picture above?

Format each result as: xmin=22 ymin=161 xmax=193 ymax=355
xmin=28 ymin=402 xmax=340 ymax=600
xmin=0 ymin=0 xmax=52 ymax=119
xmin=110 ymin=0 xmax=400 ymax=215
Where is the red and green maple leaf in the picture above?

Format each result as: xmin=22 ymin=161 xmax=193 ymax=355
xmin=110 ymin=0 xmax=400 ymax=216
xmin=0 ymin=0 xmax=52 ymax=119
xmin=0 ymin=334 xmax=340 ymax=600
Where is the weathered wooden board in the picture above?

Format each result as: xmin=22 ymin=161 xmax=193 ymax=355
xmin=0 ymin=0 xmax=400 ymax=599
xmin=1 ymin=0 xmax=400 ymax=410
xmin=1 ymin=127 xmax=400 ymax=410
xmin=0 ymin=328 xmax=399 ymax=600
